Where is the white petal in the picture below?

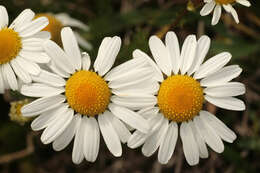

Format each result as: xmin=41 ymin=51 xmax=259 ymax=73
xmin=204 ymin=82 xmax=245 ymax=97
xmin=200 ymin=111 xmax=236 ymax=143
xmin=108 ymin=67 xmax=152 ymax=84
xmin=223 ymin=4 xmax=232 ymax=12
xmin=236 ymin=0 xmax=251 ymax=7
xmin=19 ymin=50 xmax=50 ymax=64
xmin=0 ymin=70 xmax=5 ymax=93
xmin=200 ymin=65 xmax=242 ymax=87
xmin=142 ymin=118 xmax=168 ymax=157
xmin=109 ymin=103 xmax=149 ymax=133
xmin=0 ymin=6 xmax=8 ymax=28
xmin=200 ymin=1 xmax=216 ymax=16
xmin=21 ymin=95 xmax=66 ymax=117
xmin=31 ymin=104 xmax=68 ymax=131
xmin=112 ymin=79 xmax=159 ymax=96
xmin=21 ymin=83 xmax=64 ymax=97
xmin=41 ymin=108 xmax=73 ymax=144
xmin=10 ymin=9 xmax=34 ymax=30
xmin=229 ymin=5 xmax=239 ymax=23
xmin=180 ymin=35 xmax=197 ymax=74
xmin=61 ymin=27 xmax=82 ymax=70
xmin=95 ymin=36 xmax=121 ymax=76
xmin=132 ymin=49 xmax=163 ymax=82
xmin=2 ymin=63 xmax=18 ymax=91
xmin=72 ymin=117 xmax=85 ymax=164
xmin=83 ymin=117 xmax=100 ymax=162
xmin=180 ymin=122 xmax=199 ymax=166
xmin=31 ymin=69 xmax=66 ymax=87
xmin=30 ymin=31 xmax=51 ymax=39
xmin=98 ymin=111 xmax=122 ymax=157
xmin=138 ymin=107 xmax=160 ymax=119
xmin=127 ymin=130 xmax=147 ymax=149
xmin=165 ymin=31 xmax=180 ymax=74
xmin=10 ymin=59 xmax=31 ymax=84
xmin=81 ymin=52 xmax=91 ymax=70
xmin=110 ymin=114 xmax=131 ymax=143
xmin=104 ymin=57 xmax=147 ymax=81
xmin=1 ymin=66 xmax=9 ymax=90
xmin=194 ymin=115 xmax=224 ymax=153
xmin=54 ymin=13 xmax=89 ymax=31
xmin=94 ymin=37 xmax=111 ymax=72
xmin=53 ymin=114 xmax=81 ymax=151
xmin=43 ymin=40 xmax=75 ymax=74
xmin=15 ymin=56 xmax=41 ymax=75
xmin=74 ymin=32 xmax=93 ymax=50
xmin=49 ymin=60 xmax=70 ymax=78
xmin=194 ymin=52 xmax=231 ymax=79
xmin=108 ymin=68 xmax=153 ymax=89
xmin=111 ymin=94 xmax=157 ymax=110
xmin=22 ymin=38 xmax=44 ymax=52
xmin=17 ymin=17 xmax=49 ymax=37
xmin=190 ymin=121 xmax=209 ymax=158
xmin=205 ymin=95 xmax=245 ymax=111
xmin=188 ymin=35 xmax=211 ymax=75
xmin=212 ymin=5 xmax=222 ymax=25
xmin=158 ymin=122 xmax=178 ymax=164
xmin=149 ymin=35 xmax=172 ymax=76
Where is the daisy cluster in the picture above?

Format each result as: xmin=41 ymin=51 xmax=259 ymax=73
xmin=0 ymin=3 xmax=247 ymax=167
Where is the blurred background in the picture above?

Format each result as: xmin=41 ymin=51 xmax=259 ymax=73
xmin=0 ymin=0 xmax=259 ymax=172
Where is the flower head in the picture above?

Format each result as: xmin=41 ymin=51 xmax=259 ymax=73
xmin=35 ymin=13 xmax=92 ymax=50
xmin=200 ymin=0 xmax=251 ymax=25
xmin=9 ymin=99 xmax=32 ymax=125
xmin=21 ymin=27 xmax=151 ymax=164
xmin=0 ymin=6 xmax=50 ymax=93
xmin=127 ymin=31 xmax=245 ymax=166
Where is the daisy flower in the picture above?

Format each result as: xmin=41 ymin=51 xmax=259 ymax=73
xmin=9 ymin=99 xmax=32 ymax=125
xmin=21 ymin=27 xmax=151 ymax=164
xmin=0 ymin=6 xmax=50 ymax=93
xmin=35 ymin=13 xmax=92 ymax=50
xmin=200 ymin=0 xmax=251 ymax=25
xmin=127 ymin=31 xmax=246 ymax=165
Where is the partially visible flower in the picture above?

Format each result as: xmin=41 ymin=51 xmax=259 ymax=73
xmin=127 ymin=31 xmax=245 ymax=166
xmin=21 ymin=27 xmax=151 ymax=164
xmin=35 ymin=13 xmax=92 ymax=50
xmin=200 ymin=0 xmax=251 ymax=25
xmin=0 ymin=6 xmax=50 ymax=93
xmin=9 ymin=99 xmax=32 ymax=125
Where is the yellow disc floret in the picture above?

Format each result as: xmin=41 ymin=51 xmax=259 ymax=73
xmin=215 ymin=0 xmax=235 ymax=5
xmin=35 ymin=14 xmax=63 ymax=45
xmin=65 ymin=70 xmax=111 ymax=116
xmin=157 ymin=75 xmax=204 ymax=122
xmin=0 ymin=28 xmax=22 ymax=64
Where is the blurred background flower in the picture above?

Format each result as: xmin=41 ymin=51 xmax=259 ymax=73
xmin=0 ymin=0 xmax=259 ymax=173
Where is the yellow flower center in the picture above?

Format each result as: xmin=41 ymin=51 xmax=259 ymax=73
xmin=65 ymin=70 xmax=111 ymax=116
xmin=0 ymin=28 xmax=22 ymax=64
xmin=35 ymin=13 xmax=63 ymax=45
xmin=157 ymin=75 xmax=204 ymax=122
xmin=215 ymin=0 xmax=236 ymax=5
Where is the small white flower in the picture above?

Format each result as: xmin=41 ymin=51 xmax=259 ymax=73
xmin=21 ymin=27 xmax=151 ymax=164
xmin=0 ymin=6 xmax=50 ymax=93
xmin=127 ymin=31 xmax=245 ymax=166
xmin=200 ymin=0 xmax=251 ymax=25
xmin=35 ymin=13 xmax=92 ymax=50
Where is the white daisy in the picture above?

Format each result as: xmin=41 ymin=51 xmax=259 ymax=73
xmin=35 ymin=13 xmax=92 ymax=50
xmin=21 ymin=27 xmax=151 ymax=164
xmin=200 ymin=0 xmax=251 ymax=25
xmin=127 ymin=31 xmax=246 ymax=165
xmin=0 ymin=6 xmax=50 ymax=93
